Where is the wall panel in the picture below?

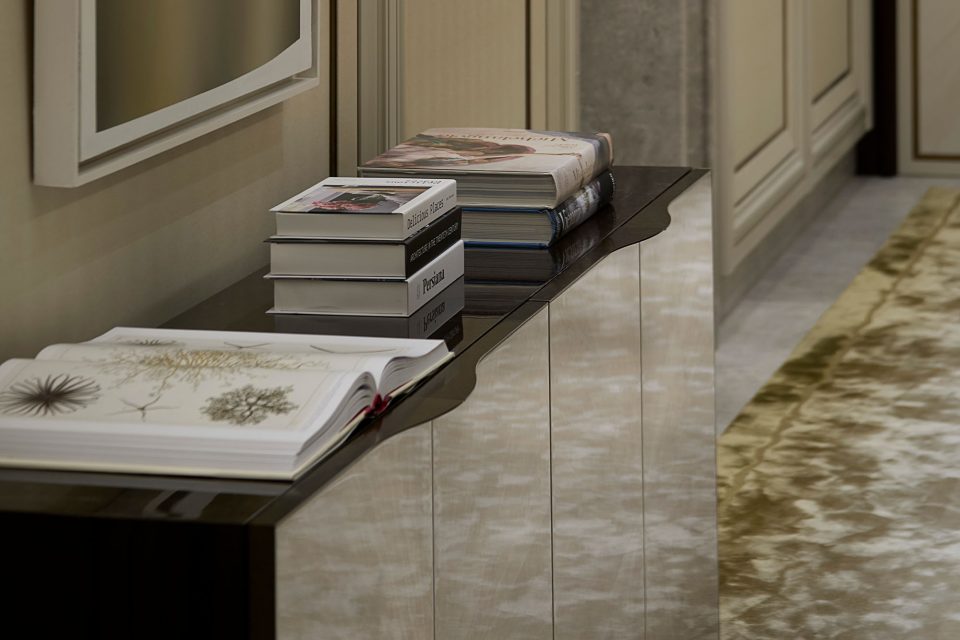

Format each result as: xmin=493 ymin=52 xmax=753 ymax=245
xmin=899 ymin=0 xmax=960 ymax=174
xmin=809 ymin=0 xmax=850 ymax=101
xmin=0 ymin=0 xmax=330 ymax=361
xmin=399 ymin=0 xmax=528 ymax=138
xmin=728 ymin=0 xmax=787 ymax=168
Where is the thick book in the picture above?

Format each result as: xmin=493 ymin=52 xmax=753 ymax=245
xmin=268 ymin=241 xmax=464 ymax=316
xmin=272 ymin=176 xmax=457 ymax=240
xmin=461 ymin=171 xmax=614 ymax=247
xmin=360 ymin=128 xmax=613 ymax=208
xmin=0 ymin=328 xmax=452 ymax=479
xmin=269 ymin=207 xmax=462 ymax=277
xmin=273 ymin=276 xmax=465 ymax=342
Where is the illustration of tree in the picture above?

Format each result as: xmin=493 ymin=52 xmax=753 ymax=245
xmin=201 ymin=385 xmax=297 ymax=425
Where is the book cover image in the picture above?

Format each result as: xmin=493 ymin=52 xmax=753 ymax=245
xmin=280 ymin=184 xmax=430 ymax=214
xmin=363 ymin=128 xmax=612 ymax=174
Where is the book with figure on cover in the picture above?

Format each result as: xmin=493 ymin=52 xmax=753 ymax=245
xmin=461 ymin=171 xmax=615 ymax=247
xmin=271 ymin=176 xmax=457 ymax=240
xmin=0 ymin=328 xmax=452 ymax=479
xmin=360 ymin=128 xmax=614 ymax=208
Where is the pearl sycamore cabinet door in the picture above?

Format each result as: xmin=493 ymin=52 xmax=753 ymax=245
xmin=275 ymin=176 xmax=717 ymax=640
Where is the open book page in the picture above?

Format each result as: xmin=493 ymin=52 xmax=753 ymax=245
xmin=0 ymin=358 xmax=372 ymax=447
xmin=38 ymin=327 xmax=449 ymax=393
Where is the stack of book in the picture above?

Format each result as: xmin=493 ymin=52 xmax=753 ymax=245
xmin=360 ymin=127 xmax=615 ymax=248
xmin=266 ymin=177 xmax=463 ymax=317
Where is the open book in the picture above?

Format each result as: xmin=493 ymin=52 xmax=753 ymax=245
xmin=0 ymin=328 xmax=451 ymax=479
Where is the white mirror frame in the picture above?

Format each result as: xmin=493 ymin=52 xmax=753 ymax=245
xmin=34 ymin=0 xmax=320 ymax=188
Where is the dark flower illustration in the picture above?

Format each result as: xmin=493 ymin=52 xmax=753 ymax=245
xmin=0 ymin=374 xmax=101 ymax=416
xmin=201 ymin=385 xmax=297 ymax=425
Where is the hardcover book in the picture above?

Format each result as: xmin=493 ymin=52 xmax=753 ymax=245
xmin=272 ymin=176 xmax=457 ymax=240
xmin=268 ymin=241 xmax=464 ymax=316
xmin=0 ymin=328 xmax=452 ymax=479
xmin=461 ymin=171 xmax=614 ymax=247
xmin=360 ymin=128 xmax=614 ymax=208
xmin=269 ymin=207 xmax=462 ymax=277
xmin=273 ymin=276 xmax=465 ymax=342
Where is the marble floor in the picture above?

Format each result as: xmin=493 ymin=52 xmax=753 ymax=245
xmin=716 ymin=175 xmax=960 ymax=433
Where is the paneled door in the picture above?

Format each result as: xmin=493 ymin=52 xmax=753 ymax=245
xmin=334 ymin=0 xmax=579 ymax=175
xmin=898 ymin=0 xmax=960 ymax=175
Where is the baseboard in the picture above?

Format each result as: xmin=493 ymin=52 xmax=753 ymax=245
xmin=716 ymin=149 xmax=856 ymax=319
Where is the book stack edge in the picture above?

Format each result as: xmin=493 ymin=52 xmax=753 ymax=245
xmin=267 ymin=177 xmax=464 ymax=317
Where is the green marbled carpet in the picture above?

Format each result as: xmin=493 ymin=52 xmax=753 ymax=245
xmin=718 ymin=188 xmax=960 ymax=639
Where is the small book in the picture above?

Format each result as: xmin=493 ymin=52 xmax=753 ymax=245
xmin=272 ymin=176 xmax=457 ymax=240
xmin=360 ymin=128 xmax=613 ymax=208
xmin=269 ymin=207 xmax=462 ymax=277
xmin=462 ymin=171 xmax=614 ymax=247
xmin=268 ymin=241 xmax=464 ymax=316
xmin=0 ymin=328 xmax=452 ymax=479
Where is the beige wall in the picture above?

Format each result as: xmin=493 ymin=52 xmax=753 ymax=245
xmin=0 ymin=1 xmax=329 ymax=360
xmin=400 ymin=0 xmax=528 ymax=138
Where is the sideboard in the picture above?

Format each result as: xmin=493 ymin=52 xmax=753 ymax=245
xmin=0 ymin=167 xmax=717 ymax=639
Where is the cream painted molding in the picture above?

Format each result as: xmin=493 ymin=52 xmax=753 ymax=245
xmin=714 ymin=0 xmax=872 ymax=277
xmin=529 ymin=0 xmax=581 ymax=131
xmin=347 ymin=0 xmax=403 ymax=169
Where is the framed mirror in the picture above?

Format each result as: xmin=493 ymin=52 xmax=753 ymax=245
xmin=34 ymin=0 xmax=319 ymax=187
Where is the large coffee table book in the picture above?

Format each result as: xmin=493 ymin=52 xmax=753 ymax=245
xmin=360 ymin=127 xmax=613 ymax=208
xmin=0 ymin=328 xmax=451 ymax=479
xmin=270 ymin=176 xmax=456 ymax=239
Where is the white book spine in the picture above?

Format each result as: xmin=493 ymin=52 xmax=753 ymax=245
xmin=402 ymin=180 xmax=457 ymax=237
xmin=408 ymin=241 xmax=464 ymax=312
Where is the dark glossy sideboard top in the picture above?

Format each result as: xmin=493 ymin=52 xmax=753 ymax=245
xmin=0 ymin=166 xmax=697 ymax=527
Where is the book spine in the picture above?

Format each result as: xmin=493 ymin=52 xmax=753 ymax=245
xmin=404 ymin=208 xmax=462 ymax=276
xmin=402 ymin=181 xmax=457 ymax=237
xmin=548 ymin=170 xmax=616 ymax=243
xmin=408 ymin=241 xmax=465 ymax=313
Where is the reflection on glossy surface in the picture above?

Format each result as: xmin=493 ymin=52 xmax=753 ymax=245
xmin=276 ymin=427 xmax=433 ymax=639
xmin=641 ymin=174 xmax=718 ymax=639
xmin=550 ymin=245 xmax=645 ymax=638
xmin=433 ymin=308 xmax=553 ymax=639
xmin=274 ymin=174 xmax=717 ymax=638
